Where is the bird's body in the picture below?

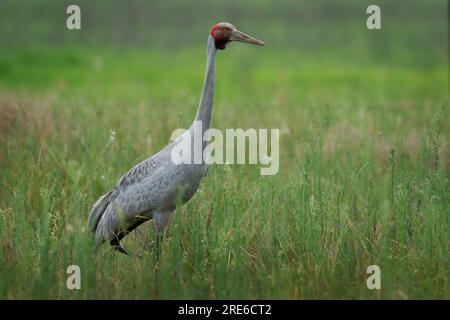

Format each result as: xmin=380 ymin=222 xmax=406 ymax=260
xmin=88 ymin=23 xmax=264 ymax=253
xmin=90 ymin=131 xmax=208 ymax=248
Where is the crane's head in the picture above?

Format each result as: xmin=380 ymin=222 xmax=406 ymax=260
xmin=210 ymin=22 xmax=265 ymax=50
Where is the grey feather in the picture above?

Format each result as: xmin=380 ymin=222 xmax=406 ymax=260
xmin=88 ymin=189 xmax=116 ymax=234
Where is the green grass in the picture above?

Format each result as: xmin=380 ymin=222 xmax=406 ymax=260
xmin=0 ymin=38 xmax=448 ymax=299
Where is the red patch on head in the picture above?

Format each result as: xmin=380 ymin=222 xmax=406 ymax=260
xmin=209 ymin=24 xmax=229 ymax=50
xmin=209 ymin=24 xmax=222 ymax=40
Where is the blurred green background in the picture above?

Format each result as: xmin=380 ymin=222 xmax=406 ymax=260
xmin=0 ymin=0 xmax=447 ymax=59
xmin=0 ymin=0 xmax=447 ymax=103
xmin=0 ymin=1 xmax=448 ymax=299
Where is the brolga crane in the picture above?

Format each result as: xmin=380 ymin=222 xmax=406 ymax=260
xmin=88 ymin=22 xmax=264 ymax=255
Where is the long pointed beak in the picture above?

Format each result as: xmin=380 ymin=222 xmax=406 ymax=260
xmin=231 ymin=29 xmax=265 ymax=46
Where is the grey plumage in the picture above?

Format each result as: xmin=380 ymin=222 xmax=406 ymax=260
xmin=88 ymin=23 xmax=264 ymax=253
xmin=88 ymin=36 xmax=216 ymax=252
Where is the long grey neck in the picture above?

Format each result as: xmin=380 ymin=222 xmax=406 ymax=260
xmin=193 ymin=36 xmax=216 ymax=133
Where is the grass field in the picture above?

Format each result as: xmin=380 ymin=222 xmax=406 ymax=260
xmin=0 ymin=1 xmax=449 ymax=299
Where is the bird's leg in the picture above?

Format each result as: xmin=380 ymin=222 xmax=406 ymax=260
xmin=152 ymin=211 xmax=171 ymax=260
xmin=155 ymin=232 xmax=164 ymax=260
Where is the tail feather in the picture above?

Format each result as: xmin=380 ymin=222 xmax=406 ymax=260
xmin=88 ymin=190 xmax=115 ymax=234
